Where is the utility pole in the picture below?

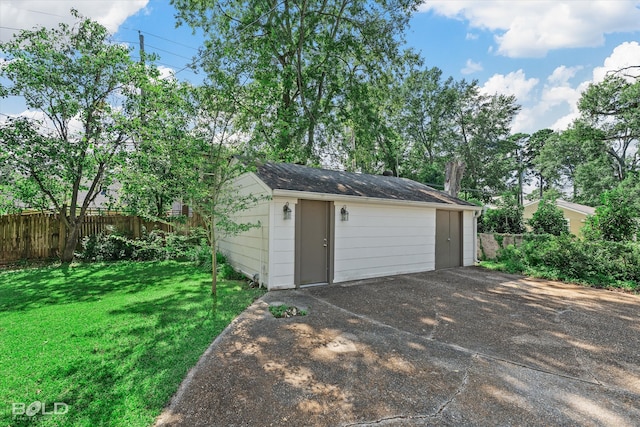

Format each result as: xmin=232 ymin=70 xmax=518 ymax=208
xmin=138 ymin=31 xmax=145 ymax=64
xmin=138 ymin=31 xmax=146 ymax=124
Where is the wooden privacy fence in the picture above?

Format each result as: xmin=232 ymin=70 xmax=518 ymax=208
xmin=0 ymin=212 xmax=178 ymax=263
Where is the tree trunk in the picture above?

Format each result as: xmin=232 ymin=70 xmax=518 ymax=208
xmin=444 ymin=160 xmax=466 ymax=197
xmin=61 ymin=223 xmax=80 ymax=263
xmin=210 ymin=219 xmax=217 ymax=295
xmin=539 ymin=175 xmax=543 ymax=199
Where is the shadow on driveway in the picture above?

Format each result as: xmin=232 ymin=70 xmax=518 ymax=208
xmin=156 ymin=267 xmax=640 ymax=426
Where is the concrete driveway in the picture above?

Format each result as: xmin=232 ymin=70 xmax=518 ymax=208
xmin=156 ymin=267 xmax=640 ymax=426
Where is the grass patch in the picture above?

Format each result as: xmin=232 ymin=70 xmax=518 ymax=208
xmin=268 ymin=304 xmax=307 ymax=318
xmin=0 ymin=260 xmax=265 ymax=426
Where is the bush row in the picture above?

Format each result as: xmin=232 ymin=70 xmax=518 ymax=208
xmin=496 ymin=234 xmax=640 ymax=290
xmin=77 ymin=227 xmax=245 ymax=280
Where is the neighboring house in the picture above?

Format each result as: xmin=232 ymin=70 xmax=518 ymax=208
xmin=523 ymin=199 xmax=596 ymax=236
xmin=219 ymin=162 xmax=482 ymax=290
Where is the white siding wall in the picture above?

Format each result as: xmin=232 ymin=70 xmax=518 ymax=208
xmin=462 ymin=210 xmax=475 ymax=266
xmin=268 ymin=197 xmax=297 ymax=290
xmin=218 ymin=174 xmax=270 ymax=285
xmin=333 ymin=202 xmax=436 ymax=283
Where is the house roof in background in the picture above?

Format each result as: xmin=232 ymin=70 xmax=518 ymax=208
xmin=555 ymin=199 xmax=596 ymax=215
xmin=254 ymin=162 xmax=477 ymax=207
xmin=524 ymin=199 xmax=596 ymax=215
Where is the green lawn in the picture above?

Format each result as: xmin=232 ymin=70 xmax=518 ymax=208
xmin=0 ymin=261 xmax=265 ymax=426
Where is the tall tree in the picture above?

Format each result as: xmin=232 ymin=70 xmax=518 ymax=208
xmin=527 ymin=128 xmax=554 ymax=198
xmin=535 ymin=126 xmax=584 ymax=199
xmin=578 ymin=69 xmax=640 ymax=180
xmin=535 ymin=122 xmax=615 ymax=204
xmin=450 ymin=81 xmax=520 ymax=199
xmin=401 ymin=66 xmax=457 ymax=184
xmin=118 ymin=77 xmax=197 ymax=218
xmin=506 ymin=132 xmax=529 ymax=205
xmin=0 ymin=11 xmax=150 ymax=262
xmin=172 ymin=0 xmax=420 ymax=164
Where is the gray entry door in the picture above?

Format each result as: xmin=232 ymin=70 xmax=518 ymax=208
xmin=435 ymin=210 xmax=462 ymax=269
xmin=297 ymin=200 xmax=330 ymax=285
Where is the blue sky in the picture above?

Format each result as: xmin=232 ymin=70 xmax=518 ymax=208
xmin=2 ymin=0 xmax=640 ymax=134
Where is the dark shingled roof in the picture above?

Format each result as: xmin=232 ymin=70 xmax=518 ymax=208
xmin=254 ymin=162 xmax=476 ymax=207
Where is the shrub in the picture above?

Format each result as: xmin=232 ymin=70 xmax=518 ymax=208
xmin=164 ymin=227 xmax=208 ymax=260
xmin=480 ymin=199 xmax=526 ymax=234
xmin=528 ymin=198 xmax=568 ymax=236
xmin=583 ymin=187 xmax=639 ymax=242
xmin=494 ymin=234 xmax=639 ymax=289
xmin=78 ymin=227 xmax=248 ymax=281
xmin=218 ymin=262 xmax=245 ymax=280
xmin=78 ymin=227 xmax=166 ymax=262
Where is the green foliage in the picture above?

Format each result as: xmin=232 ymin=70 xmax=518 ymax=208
xmin=493 ymin=234 xmax=639 ymax=290
xmin=524 ymin=129 xmax=555 ymax=199
xmin=528 ymin=198 xmax=568 ymax=236
xmin=119 ymin=79 xmax=198 ymax=218
xmin=0 ymin=11 xmax=159 ymax=262
xmin=173 ymin=0 xmax=421 ymax=164
xmin=77 ymin=228 xmax=245 ymax=280
xmin=0 ymin=261 xmax=265 ymax=426
xmin=78 ymin=228 xmax=164 ymax=262
xmin=269 ymin=304 xmax=308 ymax=318
xmin=533 ymin=122 xmax=618 ymax=203
xmin=400 ymin=73 xmax=521 ymax=199
xmin=479 ymin=195 xmax=525 ymax=234
xmin=218 ymin=263 xmax=246 ymax=281
xmin=583 ymin=187 xmax=639 ymax=242
xmin=163 ymin=227 xmax=209 ymax=259
xmin=579 ymin=72 xmax=640 ymax=182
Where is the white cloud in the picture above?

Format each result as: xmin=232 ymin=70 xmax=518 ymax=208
xmin=3 ymin=109 xmax=84 ymax=136
xmin=465 ymin=32 xmax=478 ymax=41
xmin=461 ymin=59 xmax=483 ymax=75
xmin=550 ymin=42 xmax=640 ymax=130
xmin=420 ymin=0 xmax=640 ymax=57
xmin=0 ymin=0 xmax=148 ymax=42
xmin=592 ymin=41 xmax=640 ymax=83
xmin=505 ymin=41 xmax=640 ymax=134
xmin=547 ymin=65 xmax=582 ymax=86
xmin=157 ymin=65 xmax=176 ymax=80
xmin=481 ymin=69 xmax=539 ymax=101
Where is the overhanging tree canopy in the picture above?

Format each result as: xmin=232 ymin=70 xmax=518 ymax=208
xmin=172 ymin=0 xmax=421 ymax=163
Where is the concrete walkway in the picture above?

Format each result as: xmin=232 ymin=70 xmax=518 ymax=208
xmin=155 ymin=267 xmax=640 ymax=426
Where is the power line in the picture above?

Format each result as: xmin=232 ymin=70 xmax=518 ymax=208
xmin=118 ymin=39 xmax=194 ymax=61
xmin=121 ymin=27 xmax=199 ymax=52
xmin=144 ymin=43 xmax=194 ymax=61
xmin=23 ymin=9 xmax=66 ymax=19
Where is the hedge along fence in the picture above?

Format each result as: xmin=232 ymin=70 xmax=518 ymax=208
xmin=0 ymin=211 xmax=176 ymax=264
xmin=477 ymin=232 xmax=525 ymax=260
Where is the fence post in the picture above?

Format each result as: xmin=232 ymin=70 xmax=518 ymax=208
xmin=58 ymin=210 xmax=66 ymax=258
xmin=132 ymin=216 xmax=140 ymax=239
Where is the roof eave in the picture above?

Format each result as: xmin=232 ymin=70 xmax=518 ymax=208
xmin=271 ymin=189 xmax=482 ymax=211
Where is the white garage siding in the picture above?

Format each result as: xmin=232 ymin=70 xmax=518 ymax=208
xmin=462 ymin=210 xmax=475 ymax=266
xmin=333 ymin=202 xmax=436 ymax=283
xmin=217 ymin=174 xmax=271 ymax=286
xmin=267 ymin=197 xmax=297 ymax=290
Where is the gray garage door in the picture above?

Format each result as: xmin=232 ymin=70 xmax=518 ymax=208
xmin=296 ymin=200 xmax=330 ymax=285
xmin=435 ymin=210 xmax=462 ymax=269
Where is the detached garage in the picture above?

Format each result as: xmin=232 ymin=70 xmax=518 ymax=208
xmin=218 ymin=162 xmax=482 ymax=290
